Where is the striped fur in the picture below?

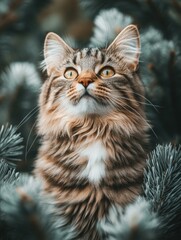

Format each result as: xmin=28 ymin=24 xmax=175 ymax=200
xmin=35 ymin=25 xmax=149 ymax=240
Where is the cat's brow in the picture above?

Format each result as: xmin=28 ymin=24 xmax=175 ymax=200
xmin=86 ymin=48 xmax=91 ymax=56
xmin=94 ymin=49 xmax=98 ymax=58
xmin=100 ymin=52 xmax=105 ymax=64
xmin=72 ymin=55 xmax=77 ymax=65
xmin=72 ymin=48 xmax=106 ymax=65
xmin=65 ymin=59 xmax=71 ymax=64
xmin=107 ymin=57 xmax=112 ymax=62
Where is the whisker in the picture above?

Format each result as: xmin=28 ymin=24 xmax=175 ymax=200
xmin=109 ymin=92 xmax=156 ymax=108
xmin=123 ymin=89 xmax=160 ymax=111
xmin=26 ymin=135 xmax=39 ymax=156
xmin=108 ymin=93 xmax=158 ymax=139
xmin=131 ymin=91 xmax=160 ymax=111
xmin=111 ymin=89 xmax=160 ymax=111
xmin=25 ymin=121 xmax=37 ymax=162
xmin=17 ymin=106 xmax=39 ymax=129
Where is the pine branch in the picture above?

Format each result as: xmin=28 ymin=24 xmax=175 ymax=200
xmin=0 ymin=175 xmax=76 ymax=240
xmin=0 ymin=62 xmax=41 ymax=124
xmin=99 ymin=197 xmax=159 ymax=240
xmin=99 ymin=145 xmax=181 ymax=239
xmin=0 ymin=124 xmax=23 ymax=184
xmin=90 ymin=8 xmax=133 ymax=48
xmin=143 ymin=144 xmax=181 ymax=239
xmin=80 ymin=0 xmax=181 ymax=39
xmin=1 ymin=62 xmax=41 ymax=94
xmin=0 ymin=159 xmax=20 ymax=183
xmin=0 ymin=124 xmax=23 ymax=167
xmin=0 ymin=63 xmax=41 ymax=166
xmin=140 ymin=27 xmax=181 ymax=143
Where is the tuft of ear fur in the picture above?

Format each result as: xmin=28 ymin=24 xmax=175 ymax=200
xmin=107 ymin=25 xmax=140 ymax=71
xmin=42 ymin=32 xmax=74 ymax=75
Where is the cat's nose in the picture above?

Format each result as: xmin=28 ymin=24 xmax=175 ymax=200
xmin=78 ymin=78 xmax=93 ymax=88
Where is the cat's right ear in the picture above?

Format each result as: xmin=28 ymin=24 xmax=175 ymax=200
xmin=43 ymin=32 xmax=74 ymax=76
xmin=106 ymin=25 xmax=140 ymax=71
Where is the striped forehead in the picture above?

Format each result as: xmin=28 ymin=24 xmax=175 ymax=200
xmin=72 ymin=48 xmax=105 ymax=70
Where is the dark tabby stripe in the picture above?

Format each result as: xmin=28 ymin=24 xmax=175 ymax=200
xmin=44 ymin=77 xmax=56 ymax=104
xmin=73 ymin=55 xmax=77 ymax=65
xmin=94 ymin=49 xmax=98 ymax=58
xmin=100 ymin=52 xmax=105 ymax=64
xmin=86 ymin=48 xmax=91 ymax=56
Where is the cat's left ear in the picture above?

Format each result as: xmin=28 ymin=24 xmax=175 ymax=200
xmin=43 ymin=32 xmax=74 ymax=75
xmin=106 ymin=25 xmax=140 ymax=71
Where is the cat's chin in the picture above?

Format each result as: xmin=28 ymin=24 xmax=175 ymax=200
xmin=62 ymin=95 xmax=110 ymax=116
xmin=79 ymin=92 xmax=94 ymax=101
xmin=74 ymin=97 xmax=103 ymax=115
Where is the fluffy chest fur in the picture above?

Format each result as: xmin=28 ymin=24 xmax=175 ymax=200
xmin=35 ymin=116 xmax=148 ymax=240
xmin=79 ymin=140 xmax=107 ymax=183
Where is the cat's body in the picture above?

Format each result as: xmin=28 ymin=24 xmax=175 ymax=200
xmin=35 ymin=25 xmax=149 ymax=239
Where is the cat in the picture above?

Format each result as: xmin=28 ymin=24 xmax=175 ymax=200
xmin=34 ymin=25 xmax=149 ymax=240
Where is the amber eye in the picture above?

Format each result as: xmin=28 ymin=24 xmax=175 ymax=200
xmin=64 ymin=68 xmax=78 ymax=79
xmin=99 ymin=67 xmax=115 ymax=78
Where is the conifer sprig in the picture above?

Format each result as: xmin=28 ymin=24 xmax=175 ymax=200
xmin=0 ymin=125 xmax=23 ymax=167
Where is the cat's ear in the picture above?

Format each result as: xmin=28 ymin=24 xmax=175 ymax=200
xmin=106 ymin=25 xmax=140 ymax=71
xmin=43 ymin=32 xmax=74 ymax=75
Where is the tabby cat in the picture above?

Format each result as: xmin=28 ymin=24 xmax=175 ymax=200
xmin=35 ymin=25 xmax=149 ymax=240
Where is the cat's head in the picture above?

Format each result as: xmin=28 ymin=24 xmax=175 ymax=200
xmin=39 ymin=25 xmax=145 ymax=135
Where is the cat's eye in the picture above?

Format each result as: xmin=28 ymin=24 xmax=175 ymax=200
xmin=99 ymin=67 xmax=115 ymax=78
xmin=64 ymin=68 xmax=78 ymax=79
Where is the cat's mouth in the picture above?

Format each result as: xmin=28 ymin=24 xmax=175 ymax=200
xmin=80 ymin=91 xmax=96 ymax=101
xmin=78 ymin=91 xmax=107 ymax=107
xmin=81 ymin=92 xmax=91 ymax=98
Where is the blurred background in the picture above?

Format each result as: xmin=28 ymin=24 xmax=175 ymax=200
xmin=0 ymin=0 xmax=181 ymax=172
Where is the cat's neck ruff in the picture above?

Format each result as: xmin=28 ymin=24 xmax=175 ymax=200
xmin=38 ymin=107 xmax=148 ymax=141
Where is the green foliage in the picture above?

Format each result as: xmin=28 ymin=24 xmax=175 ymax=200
xmin=99 ymin=197 xmax=159 ymax=240
xmin=0 ymin=175 xmax=76 ymax=240
xmin=0 ymin=63 xmax=41 ymax=168
xmin=90 ymin=8 xmax=132 ymax=48
xmin=1 ymin=143 xmax=181 ymax=239
xmin=81 ymin=0 xmax=181 ymax=39
xmin=144 ymin=144 xmax=181 ymax=239
xmin=0 ymin=159 xmax=19 ymax=183
xmin=0 ymin=125 xmax=23 ymax=167
xmin=97 ymin=144 xmax=181 ymax=240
